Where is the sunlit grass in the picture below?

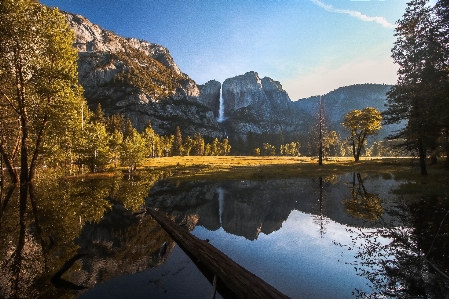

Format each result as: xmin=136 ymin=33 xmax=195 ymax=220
xmin=59 ymin=156 xmax=449 ymax=198
xmin=140 ymin=156 xmax=425 ymax=181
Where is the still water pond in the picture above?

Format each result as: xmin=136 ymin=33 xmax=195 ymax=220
xmin=1 ymin=172 xmax=448 ymax=298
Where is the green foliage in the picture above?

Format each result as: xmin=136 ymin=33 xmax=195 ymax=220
xmin=385 ymin=0 xmax=449 ymax=173
xmin=78 ymin=122 xmax=111 ymax=172
xmin=203 ymin=138 xmax=231 ymax=156
xmin=342 ymin=107 xmax=382 ymax=162
xmin=221 ymin=138 xmax=231 ymax=156
xmin=280 ymin=142 xmax=301 ymax=156
xmin=105 ymin=113 xmax=126 ymax=135
xmin=172 ymin=126 xmax=183 ymax=156
xmin=120 ymin=128 xmax=146 ymax=171
xmin=91 ymin=103 xmax=106 ymax=125
xmin=0 ymin=0 xmax=85 ymax=185
xmin=262 ymin=143 xmax=276 ymax=156
xmin=192 ymin=133 xmax=205 ymax=156
xmin=110 ymin=172 xmax=162 ymax=212
xmin=182 ymin=136 xmax=194 ymax=156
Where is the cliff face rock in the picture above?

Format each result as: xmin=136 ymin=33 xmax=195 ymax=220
xmin=222 ymin=72 xmax=291 ymax=116
xmin=222 ymin=71 xmax=266 ymax=115
xmin=197 ymin=80 xmax=221 ymax=118
xmin=221 ymin=72 xmax=301 ymax=141
xmin=67 ymin=14 xmax=181 ymax=74
xmin=64 ymin=12 xmax=221 ymax=137
xmin=64 ymin=11 xmax=398 ymax=149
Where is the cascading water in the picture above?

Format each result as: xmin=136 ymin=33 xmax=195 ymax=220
xmin=217 ymin=87 xmax=225 ymax=122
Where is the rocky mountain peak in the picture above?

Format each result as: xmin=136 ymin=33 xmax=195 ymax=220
xmin=61 ymin=10 xmax=398 ymax=151
xmin=62 ymin=11 xmax=221 ymax=137
xmin=222 ymin=71 xmax=292 ymax=118
xmin=197 ymin=80 xmax=221 ymax=118
xmin=65 ymin=12 xmax=182 ymax=75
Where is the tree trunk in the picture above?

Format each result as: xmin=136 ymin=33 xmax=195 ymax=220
xmin=418 ymin=138 xmax=427 ymax=175
xmin=351 ymin=139 xmax=358 ymax=162
xmin=147 ymin=208 xmax=290 ymax=299
xmin=0 ymin=145 xmax=18 ymax=183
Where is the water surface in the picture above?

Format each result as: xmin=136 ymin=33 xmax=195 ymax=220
xmin=1 ymin=172 xmax=447 ymax=298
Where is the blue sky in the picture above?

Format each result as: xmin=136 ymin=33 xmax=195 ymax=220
xmin=40 ymin=0 xmax=427 ymax=100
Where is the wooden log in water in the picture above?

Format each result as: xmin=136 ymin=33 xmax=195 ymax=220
xmin=147 ymin=208 xmax=290 ymax=299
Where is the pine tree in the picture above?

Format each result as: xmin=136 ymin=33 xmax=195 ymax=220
xmin=172 ymin=126 xmax=183 ymax=156
xmin=91 ymin=103 xmax=106 ymax=125
xmin=106 ymin=114 xmax=125 ymax=134
xmin=192 ymin=133 xmax=205 ymax=156
xmin=123 ymin=118 xmax=134 ymax=140
xmin=385 ymin=0 xmax=449 ymax=174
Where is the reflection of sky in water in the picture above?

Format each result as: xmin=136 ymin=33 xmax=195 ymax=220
xmin=193 ymin=210 xmax=377 ymax=299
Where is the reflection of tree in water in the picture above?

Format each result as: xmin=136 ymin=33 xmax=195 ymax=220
xmin=109 ymin=171 xmax=162 ymax=212
xmin=312 ymin=176 xmax=334 ymax=237
xmin=343 ymin=173 xmax=384 ymax=221
xmin=0 ymin=171 xmax=168 ymax=299
xmin=342 ymin=196 xmax=449 ymax=298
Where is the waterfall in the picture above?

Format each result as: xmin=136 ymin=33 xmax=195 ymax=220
xmin=217 ymin=87 xmax=225 ymax=122
xmin=217 ymin=187 xmax=225 ymax=226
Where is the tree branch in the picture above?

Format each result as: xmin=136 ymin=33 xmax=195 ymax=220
xmin=0 ymin=88 xmax=19 ymax=115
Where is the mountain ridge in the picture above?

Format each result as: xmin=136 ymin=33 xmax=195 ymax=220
xmin=63 ymin=10 xmax=397 ymax=153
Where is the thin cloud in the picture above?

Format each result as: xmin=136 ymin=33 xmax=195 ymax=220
xmin=311 ymin=0 xmax=396 ymax=29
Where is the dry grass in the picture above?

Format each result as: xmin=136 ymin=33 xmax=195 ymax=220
xmin=60 ymin=156 xmax=449 ymax=197
xmin=140 ymin=156 xmax=428 ymax=181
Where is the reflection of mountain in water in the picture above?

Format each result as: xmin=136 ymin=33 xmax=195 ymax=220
xmin=146 ymin=174 xmax=400 ymax=240
xmin=71 ymin=204 xmax=175 ymax=292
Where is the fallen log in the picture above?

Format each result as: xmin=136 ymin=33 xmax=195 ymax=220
xmin=147 ymin=208 xmax=290 ymax=299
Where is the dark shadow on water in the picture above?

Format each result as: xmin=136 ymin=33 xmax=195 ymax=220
xmin=342 ymin=195 xmax=449 ymax=298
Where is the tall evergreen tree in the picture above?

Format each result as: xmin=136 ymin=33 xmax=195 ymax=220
xmin=385 ymin=0 xmax=449 ymax=174
xmin=172 ymin=126 xmax=183 ymax=156
xmin=192 ymin=133 xmax=205 ymax=156
xmin=105 ymin=113 xmax=125 ymax=134
xmin=123 ymin=118 xmax=134 ymax=140
xmin=91 ymin=103 xmax=106 ymax=125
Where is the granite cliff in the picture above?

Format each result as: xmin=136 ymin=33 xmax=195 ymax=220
xmin=220 ymin=72 xmax=302 ymax=146
xmin=64 ymin=10 xmax=396 ymax=152
xmin=64 ymin=12 xmax=222 ymax=137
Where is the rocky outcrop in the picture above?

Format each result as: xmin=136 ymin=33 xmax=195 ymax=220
xmin=64 ymin=11 xmax=398 ymax=149
xmin=220 ymin=72 xmax=302 ymax=144
xmin=197 ymin=80 xmax=221 ymax=118
xmin=222 ymin=71 xmax=266 ymax=115
xmin=64 ymin=12 xmax=222 ymax=137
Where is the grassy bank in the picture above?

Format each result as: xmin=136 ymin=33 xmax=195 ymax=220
xmin=61 ymin=156 xmax=448 ymax=196
xmin=142 ymin=156 xmax=428 ymax=179
xmin=142 ymin=156 xmax=449 ymax=197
